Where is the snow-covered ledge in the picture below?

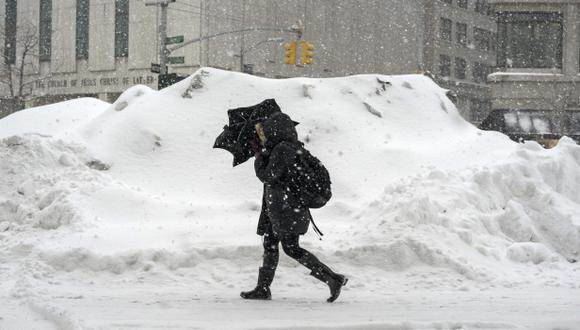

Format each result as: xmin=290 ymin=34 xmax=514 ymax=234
xmin=488 ymin=71 xmax=579 ymax=83
xmin=489 ymin=71 xmax=580 ymax=112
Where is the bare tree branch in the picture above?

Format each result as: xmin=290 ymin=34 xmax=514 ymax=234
xmin=0 ymin=21 xmax=49 ymax=110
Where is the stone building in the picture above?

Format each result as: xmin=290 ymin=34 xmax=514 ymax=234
xmin=483 ymin=0 xmax=580 ymax=143
xmin=201 ymin=0 xmax=497 ymax=123
xmin=425 ymin=0 xmax=497 ymax=123
xmin=1 ymin=0 xmax=201 ymax=108
xmin=1 ymin=0 xmax=497 ymax=123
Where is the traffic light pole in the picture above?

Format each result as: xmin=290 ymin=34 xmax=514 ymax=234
xmin=165 ymin=26 xmax=300 ymax=73
xmin=167 ymin=26 xmax=302 ymax=53
xmin=145 ymin=0 xmax=175 ymax=75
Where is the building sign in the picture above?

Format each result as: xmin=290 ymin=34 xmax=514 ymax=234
xmin=166 ymin=35 xmax=184 ymax=45
xmin=168 ymin=56 xmax=185 ymax=65
xmin=34 ymin=75 xmax=158 ymax=90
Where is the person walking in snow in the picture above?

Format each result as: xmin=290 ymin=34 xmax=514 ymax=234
xmin=240 ymin=112 xmax=348 ymax=303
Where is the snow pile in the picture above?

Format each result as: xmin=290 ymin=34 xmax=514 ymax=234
xmin=73 ymin=69 xmax=514 ymax=205
xmin=349 ymin=137 xmax=579 ymax=285
xmin=0 ymin=97 xmax=108 ymax=139
xmin=0 ymin=68 xmax=579 ymax=328
xmin=0 ymin=135 xmax=111 ymax=232
xmin=1 ymin=68 xmax=578 ymax=278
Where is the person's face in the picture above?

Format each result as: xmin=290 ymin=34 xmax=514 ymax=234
xmin=255 ymin=122 xmax=267 ymax=145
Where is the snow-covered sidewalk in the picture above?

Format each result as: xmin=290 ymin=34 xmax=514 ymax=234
xmin=3 ymin=265 xmax=579 ymax=330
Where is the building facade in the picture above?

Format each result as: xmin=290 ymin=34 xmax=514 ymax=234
xmin=484 ymin=0 xmax=580 ymax=143
xmin=424 ymin=0 xmax=497 ymax=123
xmin=1 ymin=0 xmax=203 ymax=109
xmin=1 ymin=0 xmax=496 ymax=123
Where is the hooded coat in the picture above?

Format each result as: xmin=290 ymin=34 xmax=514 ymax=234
xmin=254 ymin=112 xmax=311 ymax=236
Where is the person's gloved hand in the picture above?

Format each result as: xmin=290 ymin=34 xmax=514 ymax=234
xmin=250 ymin=139 xmax=261 ymax=157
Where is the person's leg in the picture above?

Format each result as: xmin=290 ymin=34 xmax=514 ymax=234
xmin=278 ymin=233 xmax=314 ymax=266
xmin=280 ymin=233 xmax=348 ymax=303
xmin=241 ymin=226 xmax=279 ymax=300
xmin=261 ymin=228 xmax=280 ymax=271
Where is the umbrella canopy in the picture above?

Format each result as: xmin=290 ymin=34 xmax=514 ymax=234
xmin=214 ymin=99 xmax=285 ymax=166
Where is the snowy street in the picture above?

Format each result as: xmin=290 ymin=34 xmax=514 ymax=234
xmin=2 ymin=269 xmax=579 ymax=329
xmin=2 ymin=254 xmax=580 ymax=330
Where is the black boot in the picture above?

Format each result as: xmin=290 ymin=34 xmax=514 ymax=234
xmin=310 ymin=265 xmax=348 ymax=303
xmin=299 ymin=254 xmax=348 ymax=303
xmin=240 ymin=267 xmax=275 ymax=300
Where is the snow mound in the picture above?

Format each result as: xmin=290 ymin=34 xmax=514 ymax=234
xmin=38 ymin=245 xmax=260 ymax=274
xmin=76 ymin=68 xmax=513 ymax=205
xmin=0 ymin=68 xmax=578 ymax=290
xmin=0 ymin=97 xmax=109 ymax=139
xmin=507 ymin=242 xmax=557 ymax=264
xmin=0 ymin=135 xmax=109 ymax=233
xmin=109 ymin=84 xmax=154 ymax=112
xmin=350 ymin=138 xmax=579 ymax=280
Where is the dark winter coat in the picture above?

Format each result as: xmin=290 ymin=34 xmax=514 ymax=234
xmin=255 ymin=112 xmax=312 ymax=236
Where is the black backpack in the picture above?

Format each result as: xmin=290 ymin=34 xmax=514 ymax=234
xmin=290 ymin=145 xmax=332 ymax=209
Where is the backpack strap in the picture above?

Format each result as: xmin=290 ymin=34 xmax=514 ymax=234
xmin=277 ymin=140 xmax=302 ymax=152
xmin=310 ymin=218 xmax=324 ymax=240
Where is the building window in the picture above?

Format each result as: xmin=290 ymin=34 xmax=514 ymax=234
xmin=473 ymin=62 xmax=490 ymax=83
xmin=457 ymin=0 xmax=468 ymax=9
xmin=439 ymin=54 xmax=451 ymax=77
xmin=474 ymin=27 xmax=493 ymax=52
xmin=565 ymin=112 xmax=580 ymax=135
xmin=39 ymin=0 xmax=52 ymax=62
xmin=455 ymin=57 xmax=467 ymax=79
xmin=76 ymin=0 xmax=90 ymax=60
xmin=470 ymin=98 xmax=492 ymax=123
xmin=440 ymin=18 xmax=452 ymax=42
xmin=456 ymin=23 xmax=467 ymax=47
xmin=441 ymin=0 xmax=452 ymax=5
xmin=475 ymin=0 xmax=491 ymax=15
xmin=115 ymin=0 xmax=129 ymax=58
xmin=4 ymin=0 xmax=17 ymax=65
xmin=498 ymin=12 xmax=563 ymax=69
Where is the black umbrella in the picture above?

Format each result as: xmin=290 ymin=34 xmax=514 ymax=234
xmin=214 ymin=99 xmax=284 ymax=166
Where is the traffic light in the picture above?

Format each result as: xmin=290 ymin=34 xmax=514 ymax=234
xmin=300 ymin=41 xmax=314 ymax=65
xmin=284 ymin=41 xmax=297 ymax=65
